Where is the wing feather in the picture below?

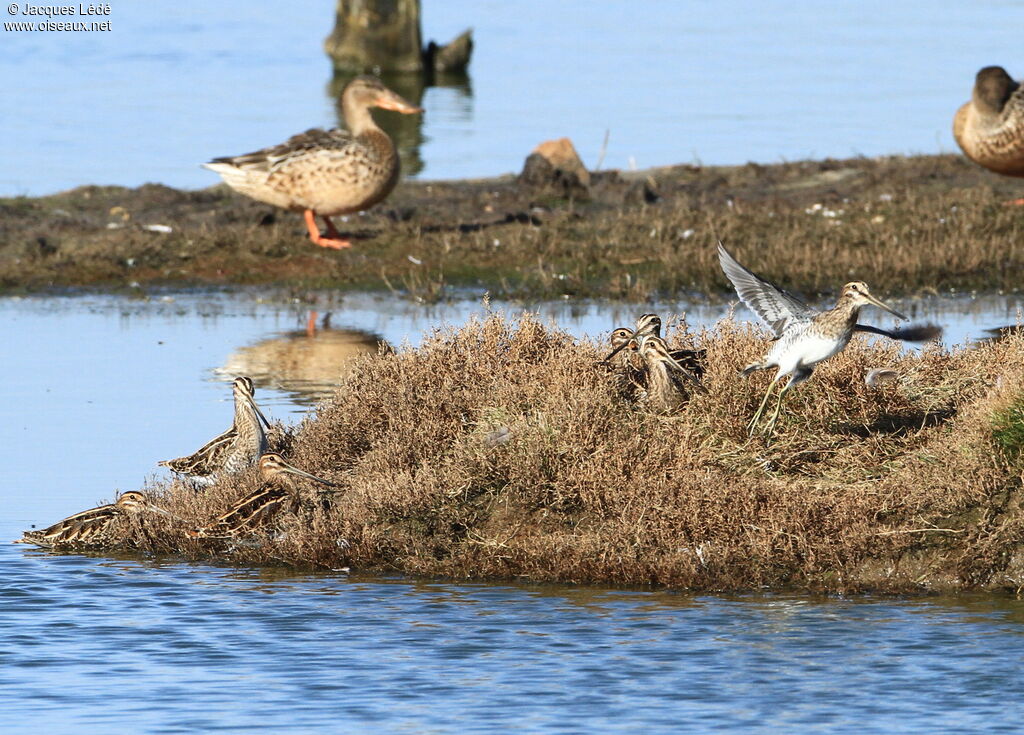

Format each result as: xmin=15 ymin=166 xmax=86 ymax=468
xmin=717 ymin=243 xmax=813 ymax=338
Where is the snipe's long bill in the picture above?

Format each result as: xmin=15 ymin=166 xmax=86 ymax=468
xmin=717 ymin=242 xmax=908 ymax=439
xmin=192 ymin=453 xmax=336 ymax=539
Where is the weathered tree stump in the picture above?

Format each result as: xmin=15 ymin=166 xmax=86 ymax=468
xmin=324 ymin=0 xmax=425 ymax=73
xmin=325 ymin=0 xmax=473 ymax=76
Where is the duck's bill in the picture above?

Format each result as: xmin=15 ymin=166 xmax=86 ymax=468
xmin=864 ymin=293 xmax=907 ymax=321
xmin=376 ymin=92 xmax=423 ymax=114
xmin=280 ymin=464 xmax=338 ymax=488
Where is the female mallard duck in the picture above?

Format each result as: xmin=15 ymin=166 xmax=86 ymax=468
xmin=953 ymin=66 xmax=1024 ymax=178
xmin=192 ymin=453 xmax=337 ymax=539
xmin=203 ymin=76 xmax=422 ymax=250
xmin=15 ymin=491 xmax=162 ymax=548
xmin=159 ymin=377 xmax=271 ymax=487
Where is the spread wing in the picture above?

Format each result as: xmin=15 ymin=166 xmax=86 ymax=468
xmin=717 ymin=242 xmax=813 ymax=338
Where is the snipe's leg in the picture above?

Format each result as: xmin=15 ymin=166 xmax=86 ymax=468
xmin=303 ymin=210 xmax=351 ymax=250
xmin=761 ymin=384 xmax=791 ymax=440
xmin=748 ymin=377 xmax=779 ymax=435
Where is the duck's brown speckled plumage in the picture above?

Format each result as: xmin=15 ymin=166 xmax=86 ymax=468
xmin=203 ymin=76 xmax=422 ymax=249
xmin=954 ymin=66 xmax=1024 ymax=177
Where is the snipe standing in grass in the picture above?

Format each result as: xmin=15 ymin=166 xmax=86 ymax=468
xmin=192 ymin=453 xmax=337 ymax=539
xmin=204 ymin=76 xmax=423 ymax=250
xmin=159 ymin=377 xmax=271 ymax=487
xmin=604 ymin=313 xmax=707 ymax=376
xmin=637 ymin=335 xmax=708 ymax=412
xmin=14 ymin=491 xmax=167 ymax=549
xmin=718 ymin=243 xmax=911 ymax=438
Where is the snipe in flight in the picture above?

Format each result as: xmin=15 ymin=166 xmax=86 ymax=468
xmin=718 ymin=242 xmax=913 ymax=439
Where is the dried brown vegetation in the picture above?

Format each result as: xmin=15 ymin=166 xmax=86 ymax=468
xmin=123 ymin=313 xmax=1024 ymax=593
xmin=2 ymin=154 xmax=1023 ymax=299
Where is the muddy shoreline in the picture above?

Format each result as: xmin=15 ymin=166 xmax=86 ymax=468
xmin=2 ymin=153 xmax=1022 ymax=300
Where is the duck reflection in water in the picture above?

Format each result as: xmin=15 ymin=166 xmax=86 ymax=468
xmin=218 ymin=315 xmax=390 ymax=404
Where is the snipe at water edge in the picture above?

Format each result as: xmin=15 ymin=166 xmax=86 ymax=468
xmin=159 ymin=377 xmax=271 ymax=487
xmin=14 ymin=491 xmax=167 ymax=549
xmin=718 ymin=242 xmax=917 ymax=439
xmin=204 ymin=76 xmax=423 ymax=250
xmin=191 ymin=453 xmax=337 ymax=539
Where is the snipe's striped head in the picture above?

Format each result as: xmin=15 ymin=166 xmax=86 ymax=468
xmin=232 ymin=376 xmax=272 ymax=430
xmin=637 ymin=334 xmax=672 ymax=361
xmin=839 ymin=282 xmax=907 ymax=320
xmin=610 ymin=327 xmax=634 ymax=350
xmin=634 ymin=313 xmax=662 ymax=339
xmin=116 ymin=491 xmax=149 ymax=510
xmin=258 ymin=453 xmax=336 ymax=488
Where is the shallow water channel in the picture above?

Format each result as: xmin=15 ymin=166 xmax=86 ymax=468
xmin=4 ymin=291 xmax=1024 ymax=732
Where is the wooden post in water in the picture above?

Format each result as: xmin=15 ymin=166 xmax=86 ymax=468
xmin=324 ymin=0 xmax=425 ymax=73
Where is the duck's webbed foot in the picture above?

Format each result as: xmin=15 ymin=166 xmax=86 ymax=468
xmin=303 ymin=210 xmax=351 ymax=250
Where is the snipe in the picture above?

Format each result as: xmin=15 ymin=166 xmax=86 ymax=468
xmin=159 ymin=377 xmax=271 ymax=487
xmin=192 ymin=453 xmax=337 ymax=539
xmin=718 ymin=243 xmax=910 ymax=438
xmin=15 ymin=491 xmax=166 ymax=549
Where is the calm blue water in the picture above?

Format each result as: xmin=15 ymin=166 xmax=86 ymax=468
xmin=2 ymin=1 xmax=1022 ymax=194
xmin=3 ymin=291 xmax=1024 ymax=732
xmin=3 ymin=547 xmax=1024 ymax=734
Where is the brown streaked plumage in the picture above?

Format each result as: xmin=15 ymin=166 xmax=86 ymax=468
xmin=606 ymin=315 xmax=707 ymax=379
xmin=606 ymin=326 xmax=646 ymax=399
xmin=203 ymin=76 xmax=423 ymax=250
xmin=954 ymin=66 xmax=1024 ymax=178
xmin=637 ymin=335 xmax=708 ymax=413
xmin=159 ymin=377 xmax=270 ymax=486
xmin=192 ymin=453 xmax=337 ymax=539
xmin=15 ymin=491 xmax=161 ymax=549
xmin=719 ymin=243 xmax=908 ymax=438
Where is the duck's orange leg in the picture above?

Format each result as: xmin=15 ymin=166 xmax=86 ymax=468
xmin=303 ymin=210 xmax=351 ymax=250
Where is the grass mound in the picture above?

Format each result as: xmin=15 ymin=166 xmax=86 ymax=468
xmin=133 ymin=313 xmax=1024 ymax=592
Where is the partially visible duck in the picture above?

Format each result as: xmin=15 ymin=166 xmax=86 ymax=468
xmin=204 ymin=76 xmax=422 ymax=250
xmin=953 ymin=66 xmax=1024 ymax=178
